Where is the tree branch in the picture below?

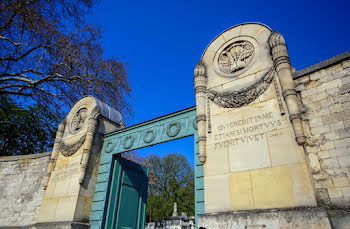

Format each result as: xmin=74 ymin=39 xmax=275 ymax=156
xmin=0 ymin=0 xmax=35 ymax=32
xmin=0 ymin=45 xmax=49 ymax=61
xmin=0 ymin=35 xmax=27 ymax=47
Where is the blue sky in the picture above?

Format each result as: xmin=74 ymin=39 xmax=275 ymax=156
xmin=88 ymin=0 xmax=350 ymax=165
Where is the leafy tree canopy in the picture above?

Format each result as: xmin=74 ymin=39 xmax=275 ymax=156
xmin=0 ymin=0 xmax=132 ymax=118
xmin=0 ymin=96 xmax=59 ymax=156
xmin=145 ymin=153 xmax=195 ymax=223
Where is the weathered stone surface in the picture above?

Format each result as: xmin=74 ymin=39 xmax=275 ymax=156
xmin=328 ymin=210 xmax=350 ymax=229
xmin=37 ymin=96 xmax=123 ymax=224
xmin=25 ymin=221 xmax=89 ymax=229
xmin=299 ymin=53 xmax=350 ymax=210
xmin=197 ymin=23 xmax=315 ymax=215
xmin=0 ymin=152 xmax=50 ymax=227
xmin=198 ymin=207 xmax=332 ymax=229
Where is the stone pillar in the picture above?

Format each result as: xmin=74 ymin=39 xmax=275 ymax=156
xmin=195 ymin=23 xmax=332 ymax=229
xmin=43 ymin=121 xmax=65 ymax=190
xmin=194 ymin=61 xmax=207 ymax=163
xmin=269 ymin=31 xmax=306 ymax=145
xmin=36 ymin=96 xmax=124 ymax=228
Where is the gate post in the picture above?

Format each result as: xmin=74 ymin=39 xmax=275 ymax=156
xmin=35 ymin=96 xmax=124 ymax=228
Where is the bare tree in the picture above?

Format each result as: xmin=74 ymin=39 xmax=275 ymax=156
xmin=0 ymin=0 xmax=132 ymax=117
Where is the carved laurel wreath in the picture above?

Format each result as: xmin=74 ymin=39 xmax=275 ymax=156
xmin=105 ymin=141 xmax=115 ymax=153
xmin=166 ymin=121 xmax=181 ymax=137
xmin=143 ymin=129 xmax=156 ymax=143
xmin=59 ymin=134 xmax=86 ymax=157
xmin=207 ymin=67 xmax=275 ymax=108
xmin=123 ymin=135 xmax=135 ymax=149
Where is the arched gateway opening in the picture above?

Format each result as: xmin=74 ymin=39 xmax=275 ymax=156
xmin=89 ymin=106 xmax=204 ymax=228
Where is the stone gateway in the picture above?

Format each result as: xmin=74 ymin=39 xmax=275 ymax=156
xmin=193 ymin=23 xmax=350 ymax=229
xmin=0 ymin=23 xmax=350 ymax=229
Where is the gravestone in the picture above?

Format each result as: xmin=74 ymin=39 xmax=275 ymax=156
xmin=194 ymin=23 xmax=332 ymax=228
xmin=35 ymin=96 xmax=124 ymax=228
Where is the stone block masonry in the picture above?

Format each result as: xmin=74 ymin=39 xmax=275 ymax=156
xmin=0 ymin=152 xmax=50 ymax=227
xmin=294 ymin=51 xmax=350 ymax=209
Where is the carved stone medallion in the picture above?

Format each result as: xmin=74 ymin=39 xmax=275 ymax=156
xmin=217 ymin=40 xmax=254 ymax=74
xmin=71 ymin=108 xmax=87 ymax=133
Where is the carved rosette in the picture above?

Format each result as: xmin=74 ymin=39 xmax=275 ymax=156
xmin=57 ymin=107 xmax=90 ymax=157
xmin=208 ymin=67 xmax=275 ymax=108
xmin=194 ymin=61 xmax=207 ymax=163
xmin=70 ymin=108 xmax=88 ymax=133
xmin=269 ymin=31 xmax=306 ymax=146
xmin=217 ymin=40 xmax=255 ymax=74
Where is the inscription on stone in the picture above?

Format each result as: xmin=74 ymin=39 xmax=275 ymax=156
xmin=213 ymin=112 xmax=282 ymax=149
xmin=51 ymin=162 xmax=80 ymax=182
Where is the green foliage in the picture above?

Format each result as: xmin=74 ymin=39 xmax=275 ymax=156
xmin=0 ymin=96 xmax=59 ymax=156
xmin=146 ymin=153 xmax=194 ymax=222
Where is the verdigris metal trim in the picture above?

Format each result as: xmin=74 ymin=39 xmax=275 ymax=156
xmin=90 ymin=106 xmax=202 ymax=229
xmin=166 ymin=121 xmax=181 ymax=137
xmin=143 ymin=129 xmax=156 ymax=143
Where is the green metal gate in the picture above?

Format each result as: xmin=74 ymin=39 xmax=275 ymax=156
xmin=105 ymin=156 xmax=149 ymax=229
xmin=90 ymin=107 xmax=204 ymax=228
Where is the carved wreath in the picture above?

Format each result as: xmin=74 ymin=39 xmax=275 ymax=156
xmin=59 ymin=134 xmax=86 ymax=157
xmin=123 ymin=135 xmax=135 ymax=149
xmin=143 ymin=129 xmax=156 ymax=143
xmin=208 ymin=67 xmax=275 ymax=108
xmin=166 ymin=121 xmax=181 ymax=137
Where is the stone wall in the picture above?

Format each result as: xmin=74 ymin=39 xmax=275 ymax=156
xmin=294 ymin=52 xmax=350 ymax=209
xmin=0 ymin=152 xmax=50 ymax=227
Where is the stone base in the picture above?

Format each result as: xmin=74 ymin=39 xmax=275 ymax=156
xmin=19 ymin=222 xmax=89 ymax=229
xmin=198 ymin=207 xmax=332 ymax=229
xmin=328 ymin=210 xmax=350 ymax=229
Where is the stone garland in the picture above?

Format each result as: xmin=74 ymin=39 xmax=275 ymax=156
xmin=59 ymin=134 xmax=86 ymax=157
xmin=207 ymin=67 xmax=275 ymax=108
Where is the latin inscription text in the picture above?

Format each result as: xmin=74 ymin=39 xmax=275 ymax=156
xmin=213 ymin=112 xmax=282 ymax=149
